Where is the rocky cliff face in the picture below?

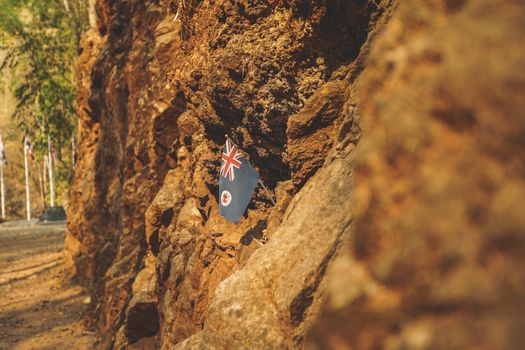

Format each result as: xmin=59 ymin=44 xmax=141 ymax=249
xmin=307 ymin=1 xmax=525 ymax=349
xmin=67 ymin=0 xmax=525 ymax=349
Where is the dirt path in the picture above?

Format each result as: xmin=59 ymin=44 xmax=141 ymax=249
xmin=0 ymin=222 xmax=96 ymax=350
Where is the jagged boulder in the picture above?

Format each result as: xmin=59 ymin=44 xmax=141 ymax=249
xmin=307 ymin=0 xmax=525 ymax=348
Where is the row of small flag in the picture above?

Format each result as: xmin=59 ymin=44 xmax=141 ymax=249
xmin=0 ymin=135 xmax=57 ymax=166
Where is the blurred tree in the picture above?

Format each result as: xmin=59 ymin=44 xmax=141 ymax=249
xmin=0 ymin=0 xmax=89 ymax=205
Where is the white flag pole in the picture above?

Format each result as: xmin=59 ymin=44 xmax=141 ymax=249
xmin=0 ymin=159 xmax=5 ymax=220
xmin=71 ymin=133 xmax=75 ymax=169
xmin=257 ymin=179 xmax=276 ymax=206
xmin=0 ymin=134 xmax=5 ymax=220
xmin=42 ymin=155 xmax=47 ymax=204
xmin=47 ymin=135 xmax=55 ymax=207
xmin=24 ymin=137 xmax=31 ymax=221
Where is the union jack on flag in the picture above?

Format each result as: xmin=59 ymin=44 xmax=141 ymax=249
xmin=221 ymin=138 xmax=242 ymax=181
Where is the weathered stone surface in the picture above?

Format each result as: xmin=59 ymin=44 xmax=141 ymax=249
xmin=287 ymin=80 xmax=346 ymax=186
xmin=66 ymin=27 xmax=107 ymax=285
xmin=124 ymin=255 xmax=159 ymax=345
xmin=174 ymin=140 xmax=355 ymax=350
xmin=66 ymin=0 xmax=524 ymax=348
xmin=307 ymin=0 xmax=525 ymax=349
xmin=67 ymin=0 xmax=393 ymax=347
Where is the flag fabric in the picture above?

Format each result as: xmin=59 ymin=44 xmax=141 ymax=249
xmin=25 ymin=139 xmax=35 ymax=163
xmin=0 ymin=135 xmax=7 ymax=165
xmin=219 ymin=138 xmax=259 ymax=223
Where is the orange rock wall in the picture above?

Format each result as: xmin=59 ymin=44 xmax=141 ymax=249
xmin=308 ymin=0 xmax=525 ymax=349
xmin=67 ymin=0 xmax=525 ymax=348
xmin=67 ymin=0 xmax=394 ymax=348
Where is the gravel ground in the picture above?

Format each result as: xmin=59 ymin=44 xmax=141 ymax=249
xmin=0 ymin=222 xmax=96 ymax=350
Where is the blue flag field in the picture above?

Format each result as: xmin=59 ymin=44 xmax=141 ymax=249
xmin=219 ymin=138 xmax=259 ymax=223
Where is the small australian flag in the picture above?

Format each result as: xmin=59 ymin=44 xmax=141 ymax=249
xmin=219 ymin=137 xmax=259 ymax=223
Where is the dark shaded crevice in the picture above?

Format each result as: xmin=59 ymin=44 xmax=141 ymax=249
xmin=299 ymin=0 xmax=373 ymax=79
xmin=125 ymin=302 xmax=161 ymax=344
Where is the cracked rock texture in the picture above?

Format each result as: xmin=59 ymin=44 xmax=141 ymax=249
xmin=307 ymin=0 xmax=525 ymax=349
xmin=66 ymin=0 xmax=524 ymax=349
xmin=67 ymin=0 xmax=393 ymax=348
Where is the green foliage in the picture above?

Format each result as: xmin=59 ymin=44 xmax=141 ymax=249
xmin=0 ymin=0 xmax=89 ymax=206
xmin=1 ymin=0 xmax=86 ymax=150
